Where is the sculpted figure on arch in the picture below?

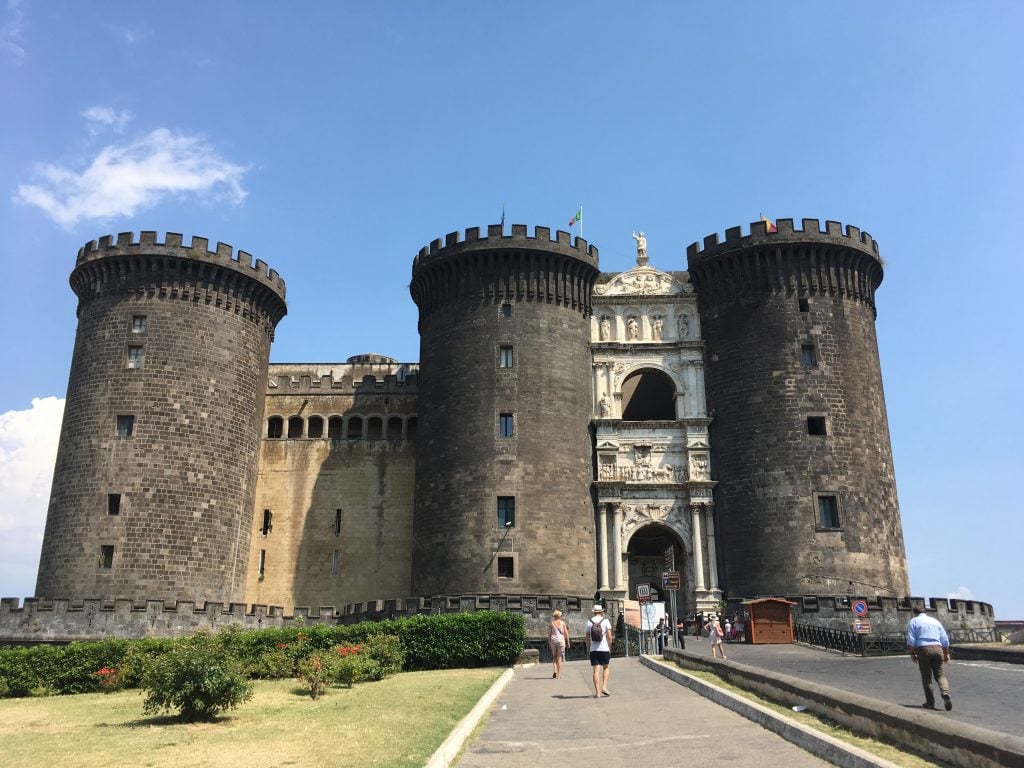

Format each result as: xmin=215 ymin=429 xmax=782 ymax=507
xmin=632 ymin=231 xmax=648 ymax=265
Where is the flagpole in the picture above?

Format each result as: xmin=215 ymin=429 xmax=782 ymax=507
xmin=580 ymin=204 xmax=583 ymax=240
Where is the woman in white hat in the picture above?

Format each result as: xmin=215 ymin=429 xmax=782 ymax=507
xmin=548 ymin=609 xmax=570 ymax=678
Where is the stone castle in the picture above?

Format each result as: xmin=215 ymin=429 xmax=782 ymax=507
xmin=12 ymin=218 xmax=995 ymax=640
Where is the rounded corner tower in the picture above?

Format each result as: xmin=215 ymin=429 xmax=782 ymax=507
xmin=686 ymin=218 xmax=909 ymax=599
xmin=410 ymin=224 xmax=599 ymax=596
xmin=36 ymin=231 xmax=288 ymax=605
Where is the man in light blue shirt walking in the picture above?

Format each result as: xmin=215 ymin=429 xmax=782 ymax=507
xmin=906 ymin=606 xmax=952 ymax=710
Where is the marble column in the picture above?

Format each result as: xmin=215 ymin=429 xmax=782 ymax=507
xmin=611 ymin=503 xmax=624 ymax=589
xmin=690 ymin=504 xmax=706 ymax=592
xmin=598 ymin=503 xmax=609 ymax=590
xmin=705 ymin=505 xmax=720 ymax=591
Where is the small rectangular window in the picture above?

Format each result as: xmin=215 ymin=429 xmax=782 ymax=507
xmin=497 ymin=556 xmax=514 ymax=579
xmin=499 ymin=413 xmax=514 ymax=438
xmin=499 ymin=345 xmax=514 ymax=368
xmin=258 ymin=549 xmax=267 ymax=577
xmin=107 ymin=493 xmax=121 ymax=515
xmin=332 ymin=549 xmax=340 ymax=576
xmin=501 ymin=302 xmax=512 ymax=318
xmin=99 ymin=545 xmax=114 ymax=569
xmin=261 ymin=509 xmax=273 ymax=536
xmin=127 ymin=346 xmax=144 ymax=369
xmin=497 ymin=496 xmax=516 ymax=527
xmin=818 ymin=495 xmax=841 ymax=529
xmin=801 ymin=344 xmax=818 ymax=368
xmin=131 ymin=315 xmax=147 ymax=333
xmin=116 ymin=415 xmax=135 ymax=437
xmin=798 ymin=297 xmax=810 ymax=313
xmin=334 ymin=509 xmax=342 ymax=536
xmin=807 ymin=416 xmax=827 ymax=436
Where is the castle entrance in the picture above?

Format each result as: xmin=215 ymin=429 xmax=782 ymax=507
xmin=626 ymin=522 xmax=688 ymax=649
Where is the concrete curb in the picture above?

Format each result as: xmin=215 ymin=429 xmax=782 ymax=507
xmin=641 ymin=656 xmax=901 ymax=768
xmin=425 ymin=667 xmax=515 ymax=768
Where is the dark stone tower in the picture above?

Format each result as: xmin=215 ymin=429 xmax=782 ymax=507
xmin=686 ymin=219 xmax=909 ymax=598
xmin=36 ymin=232 xmax=287 ymax=604
xmin=409 ymin=224 xmax=599 ymax=596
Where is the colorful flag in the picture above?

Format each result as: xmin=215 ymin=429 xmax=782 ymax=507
xmin=760 ymin=213 xmax=778 ymax=233
xmin=569 ymin=207 xmax=582 ymax=227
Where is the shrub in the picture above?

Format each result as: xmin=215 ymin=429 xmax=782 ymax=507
xmin=140 ymin=631 xmax=252 ymax=721
xmin=297 ymin=651 xmax=339 ymax=699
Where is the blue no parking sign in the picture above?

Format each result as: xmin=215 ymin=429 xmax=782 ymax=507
xmin=852 ymin=599 xmax=869 ymax=617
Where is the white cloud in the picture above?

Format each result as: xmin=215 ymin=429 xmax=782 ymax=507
xmin=0 ymin=0 xmax=26 ymax=61
xmin=15 ymin=128 xmax=248 ymax=228
xmin=0 ymin=397 xmax=63 ymax=598
xmin=946 ymin=586 xmax=974 ymax=602
xmin=82 ymin=105 xmax=135 ymax=134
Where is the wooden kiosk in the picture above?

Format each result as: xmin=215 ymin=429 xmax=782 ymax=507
xmin=742 ymin=598 xmax=796 ymax=644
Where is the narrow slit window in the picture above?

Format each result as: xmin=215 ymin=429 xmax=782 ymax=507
xmin=798 ymin=297 xmax=810 ymax=312
xmin=497 ymin=496 xmax=516 ymax=527
xmin=261 ymin=509 xmax=273 ymax=536
xmin=499 ymin=345 xmax=514 ymax=368
xmin=116 ymin=415 xmax=135 ymax=437
xmin=334 ymin=509 xmax=342 ymax=536
xmin=99 ymin=545 xmax=114 ymax=569
xmin=807 ymin=416 xmax=827 ymax=436
xmin=331 ymin=549 xmax=340 ymax=576
xmin=801 ymin=344 xmax=818 ymax=368
xmin=107 ymin=493 xmax=121 ymax=515
xmin=258 ymin=549 xmax=267 ymax=577
xmin=818 ymin=495 xmax=841 ymax=529
xmin=126 ymin=346 xmax=144 ymax=369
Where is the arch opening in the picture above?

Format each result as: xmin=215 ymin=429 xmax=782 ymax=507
xmin=621 ymin=368 xmax=676 ymax=420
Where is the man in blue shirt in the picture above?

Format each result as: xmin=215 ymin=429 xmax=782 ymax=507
xmin=906 ymin=607 xmax=952 ymax=710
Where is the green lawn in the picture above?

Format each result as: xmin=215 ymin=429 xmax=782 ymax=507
xmin=0 ymin=667 xmax=504 ymax=768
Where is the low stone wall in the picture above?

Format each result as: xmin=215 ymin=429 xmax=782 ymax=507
xmin=661 ymin=648 xmax=1024 ymax=768
xmin=759 ymin=595 xmax=995 ymax=634
xmin=0 ymin=595 xmax=619 ymax=644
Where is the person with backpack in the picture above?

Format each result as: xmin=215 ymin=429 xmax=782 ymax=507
xmin=588 ymin=604 xmax=613 ymax=698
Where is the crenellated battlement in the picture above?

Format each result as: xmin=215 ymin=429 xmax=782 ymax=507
xmin=686 ymin=218 xmax=879 ymax=264
xmin=266 ymin=362 xmax=419 ymax=394
xmin=413 ymin=223 xmax=599 ymax=269
xmin=76 ymin=231 xmax=287 ymax=300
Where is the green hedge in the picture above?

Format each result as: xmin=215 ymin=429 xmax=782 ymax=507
xmin=0 ymin=611 xmax=524 ymax=697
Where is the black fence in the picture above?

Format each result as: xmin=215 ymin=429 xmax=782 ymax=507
xmin=795 ymin=623 xmax=905 ymax=656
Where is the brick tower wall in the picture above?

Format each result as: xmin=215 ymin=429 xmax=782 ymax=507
xmin=35 ymin=232 xmax=287 ymax=604
xmin=686 ymin=219 xmax=909 ymax=598
xmin=409 ymin=224 xmax=599 ymax=596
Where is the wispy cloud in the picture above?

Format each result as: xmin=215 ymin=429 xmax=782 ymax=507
xmin=0 ymin=0 xmax=26 ymax=61
xmin=946 ymin=586 xmax=973 ymax=602
xmin=82 ymin=105 xmax=135 ymax=134
xmin=0 ymin=397 xmax=63 ymax=599
xmin=15 ymin=128 xmax=248 ymax=228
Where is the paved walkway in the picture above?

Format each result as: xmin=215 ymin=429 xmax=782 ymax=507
xmin=454 ymin=656 xmax=829 ymax=768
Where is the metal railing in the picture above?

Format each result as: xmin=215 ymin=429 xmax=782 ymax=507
xmin=795 ymin=623 xmax=905 ymax=656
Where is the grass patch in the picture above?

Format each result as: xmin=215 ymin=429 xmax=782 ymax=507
xmin=680 ymin=668 xmax=945 ymax=768
xmin=0 ymin=667 xmax=504 ymax=768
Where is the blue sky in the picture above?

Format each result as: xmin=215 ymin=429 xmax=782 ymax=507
xmin=1 ymin=2 xmax=1021 ymax=618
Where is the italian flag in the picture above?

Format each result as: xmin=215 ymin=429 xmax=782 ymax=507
xmin=760 ymin=213 xmax=778 ymax=233
xmin=569 ymin=208 xmax=582 ymax=227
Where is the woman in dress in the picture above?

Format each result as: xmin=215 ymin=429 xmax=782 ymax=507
xmin=548 ymin=609 xmax=571 ymax=678
xmin=708 ymin=614 xmax=727 ymax=659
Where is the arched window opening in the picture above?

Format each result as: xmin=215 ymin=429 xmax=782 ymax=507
xmin=367 ymin=417 xmax=383 ymax=440
xmin=267 ymin=416 xmax=283 ymax=439
xmin=307 ymin=416 xmax=324 ymax=439
xmin=406 ymin=416 xmax=417 ymax=440
xmin=621 ymin=368 xmax=676 ymax=421
xmin=287 ymin=416 xmax=304 ymax=439
xmin=327 ymin=416 xmax=343 ymax=439
xmin=346 ymin=416 xmax=363 ymax=439
xmin=387 ymin=417 xmax=403 ymax=439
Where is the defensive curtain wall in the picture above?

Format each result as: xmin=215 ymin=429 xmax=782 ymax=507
xmin=36 ymin=233 xmax=287 ymax=606
xmin=0 ymin=595 xmax=995 ymax=644
xmin=247 ymin=358 xmax=418 ymax=611
xmin=687 ymin=219 xmax=910 ymax=599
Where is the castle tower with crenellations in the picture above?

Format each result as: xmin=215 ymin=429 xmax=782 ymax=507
xmin=35 ymin=232 xmax=288 ymax=605
xmin=686 ymin=218 xmax=910 ymax=598
xmin=409 ymin=224 xmax=600 ymax=596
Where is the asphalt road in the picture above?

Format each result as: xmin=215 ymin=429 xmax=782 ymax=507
xmin=684 ymin=641 xmax=1024 ymax=736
